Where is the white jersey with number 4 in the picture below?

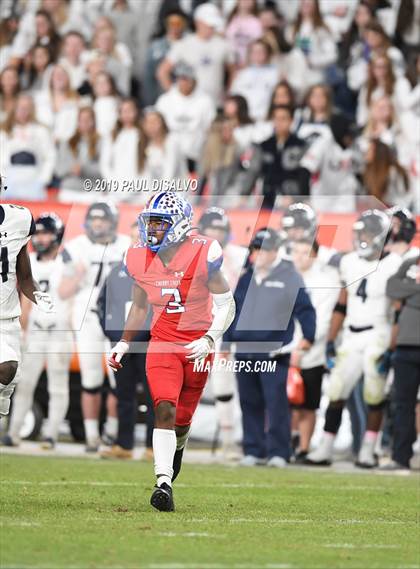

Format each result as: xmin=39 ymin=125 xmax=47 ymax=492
xmin=340 ymin=251 xmax=402 ymax=329
xmin=0 ymin=203 xmax=34 ymax=320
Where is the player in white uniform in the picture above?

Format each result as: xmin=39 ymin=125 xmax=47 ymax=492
xmin=0 ymin=177 xmax=54 ymax=416
xmin=280 ymin=202 xmax=341 ymax=267
xmin=3 ymin=213 xmax=72 ymax=448
xmin=197 ymin=207 xmax=247 ymax=460
xmin=58 ymin=202 xmax=130 ymax=452
xmin=307 ymin=210 xmax=402 ymax=468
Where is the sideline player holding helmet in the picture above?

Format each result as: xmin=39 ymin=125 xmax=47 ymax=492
xmin=4 ymin=213 xmax=72 ymax=449
xmin=307 ymin=209 xmax=403 ymax=468
xmin=108 ymin=192 xmax=236 ymax=512
xmin=59 ymin=202 xmax=130 ymax=452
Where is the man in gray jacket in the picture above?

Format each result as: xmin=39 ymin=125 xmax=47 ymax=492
xmin=384 ymin=255 xmax=420 ymax=470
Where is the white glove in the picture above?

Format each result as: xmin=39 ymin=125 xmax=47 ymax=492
xmin=34 ymin=291 xmax=55 ymax=313
xmin=185 ymin=335 xmax=214 ymax=362
xmin=108 ymin=340 xmax=129 ymax=371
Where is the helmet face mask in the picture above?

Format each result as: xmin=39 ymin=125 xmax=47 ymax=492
xmin=387 ymin=206 xmax=416 ymax=244
xmin=353 ymin=209 xmax=390 ymax=260
xmin=138 ymin=192 xmax=193 ymax=252
xmin=85 ymin=202 xmax=118 ymax=242
xmin=282 ymin=203 xmax=317 ymax=243
xmin=198 ymin=207 xmax=230 ymax=247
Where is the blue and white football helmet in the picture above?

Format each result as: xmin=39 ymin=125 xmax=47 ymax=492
xmin=138 ymin=191 xmax=193 ymax=252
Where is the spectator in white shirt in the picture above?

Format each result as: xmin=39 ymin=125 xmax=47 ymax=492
xmin=156 ymin=62 xmax=216 ymax=172
xmin=0 ymin=66 xmax=20 ymax=123
xmin=340 ymin=1 xmax=375 ymax=71
xmin=59 ymin=31 xmax=88 ymax=91
xmin=141 ymin=108 xmax=187 ymax=188
xmin=225 ymin=0 xmax=263 ymax=68
xmin=294 ymin=83 xmax=332 ymax=144
xmin=357 ymin=53 xmax=411 ymax=126
xmin=0 ymin=92 xmax=55 ymax=200
xmin=104 ymin=0 xmax=138 ymax=59
xmin=290 ymin=239 xmax=340 ymax=462
xmin=157 ymin=2 xmax=234 ymax=105
xmin=87 ymin=19 xmax=132 ymax=96
xmin=230 ymin=39 xmax=279 ymax=121
xmin=21 ymin=44 xmax=53 ymax=92
xmin=360 ymin=95 xmax=399 ymax=149
xmin=34 ymin=64 xmax=79 ymax=142
xmin=92 ymin=71 xmax=119 ymax=137
xmin=55 ymin=106 xmax=102 ymax=203
xmin=286 ymin=0 xmax=337 ymax=87
xmin=0 ymin=14 xmax=18 ymax=73
xmin=10 ymin=9 xmax=61 ymax=66
xmin=348 ymin=20 xmax=405 ymax=92
xmin=100 ymin=97 xmax=146 ymax=202
xmin=223 ymin=94 xmax=271 ymax=149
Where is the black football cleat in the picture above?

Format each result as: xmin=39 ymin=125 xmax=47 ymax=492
xmin=172 ymin=447 xmax=184 ymax=482
xmin=150 ymin=483 xmax=175 ymax=512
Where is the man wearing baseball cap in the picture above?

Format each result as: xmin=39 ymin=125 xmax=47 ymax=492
xmin=222 ymin=227 xmax=316 ymax=467
xmin=157 ymin=2 xmax=234 ymax=105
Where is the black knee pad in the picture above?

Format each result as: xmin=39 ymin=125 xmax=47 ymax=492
xmin=0 ymin=361 xmax=18 ymax=385
xmin=324 ymin=402 xmax=344 ymax=434
xmin=368 ymin=402 xmax=385 ymax=412
xmin=82 ymin=385 xmax=102 ymax=395
xmin=216 ymin=394 xmax=233 ymax=403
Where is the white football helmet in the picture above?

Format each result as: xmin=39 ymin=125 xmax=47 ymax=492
xmin=138 ymin=191 xmax=193 ymax=252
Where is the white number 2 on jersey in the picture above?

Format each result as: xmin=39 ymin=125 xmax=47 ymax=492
xmin=161 ymin=288 xmax=185 ymax=314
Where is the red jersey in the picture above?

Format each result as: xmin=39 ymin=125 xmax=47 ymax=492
xmin=124 ymin=235 xmax=223 ymax=343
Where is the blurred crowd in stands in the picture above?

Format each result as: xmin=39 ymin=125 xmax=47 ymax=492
xmin=0 ymin=0 xmax=419 ymax=212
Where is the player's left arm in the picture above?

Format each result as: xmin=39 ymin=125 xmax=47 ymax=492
xmin=16 ymin=245 xmax=55 ymax=313
xmin=185 ymin=269 xmax=236 ymax=361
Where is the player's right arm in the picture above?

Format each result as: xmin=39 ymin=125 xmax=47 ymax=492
xmin=325 ymin=287 xmax=347 ymax=369
xmin=16 ymin=244 xmax=54 ymax=312
xmin=108 ymin=282 xmax=148 ymax=371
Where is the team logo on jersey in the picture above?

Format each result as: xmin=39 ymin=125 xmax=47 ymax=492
xmin=174 ymin=271 xmax=184 ymax=278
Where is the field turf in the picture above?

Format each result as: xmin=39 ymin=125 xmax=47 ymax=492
xmin=0 ymin=454 xmax=419 ymax=569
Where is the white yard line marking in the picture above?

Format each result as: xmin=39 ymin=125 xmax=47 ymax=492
xmin=157 ymin=532 xmax=225 ymax=539
xmin=0 ymin=521 xmax=41 ymax=527
xmin=0 ymin=565 xmax=294 ymax=569
xmin=324 ymin=543 xmax=401 ymax=549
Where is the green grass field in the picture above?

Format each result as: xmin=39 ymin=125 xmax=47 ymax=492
xmin=0 ymin=455 xmax=419 ymax=569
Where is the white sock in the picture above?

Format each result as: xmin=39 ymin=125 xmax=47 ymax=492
xmin=45 ymin=390 xmax=69 ymax=441
xmin=413 ymin=435 xmax=420 ymax=453
xmin=153 ymin=428 xmax=176 ymax=487
xmin=363 ymin=430 xmax=378 ymax=446
xmin=104 ymin=416 xmax=118 ymax=439
xmin=322 ymin=431 xmax=335 ymax=453
xmin=84 ymin=419 xmax=99 ymax=442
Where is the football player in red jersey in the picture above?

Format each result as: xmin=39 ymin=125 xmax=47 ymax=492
xmin=108 ymin=192 xmax=236 ymax=511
